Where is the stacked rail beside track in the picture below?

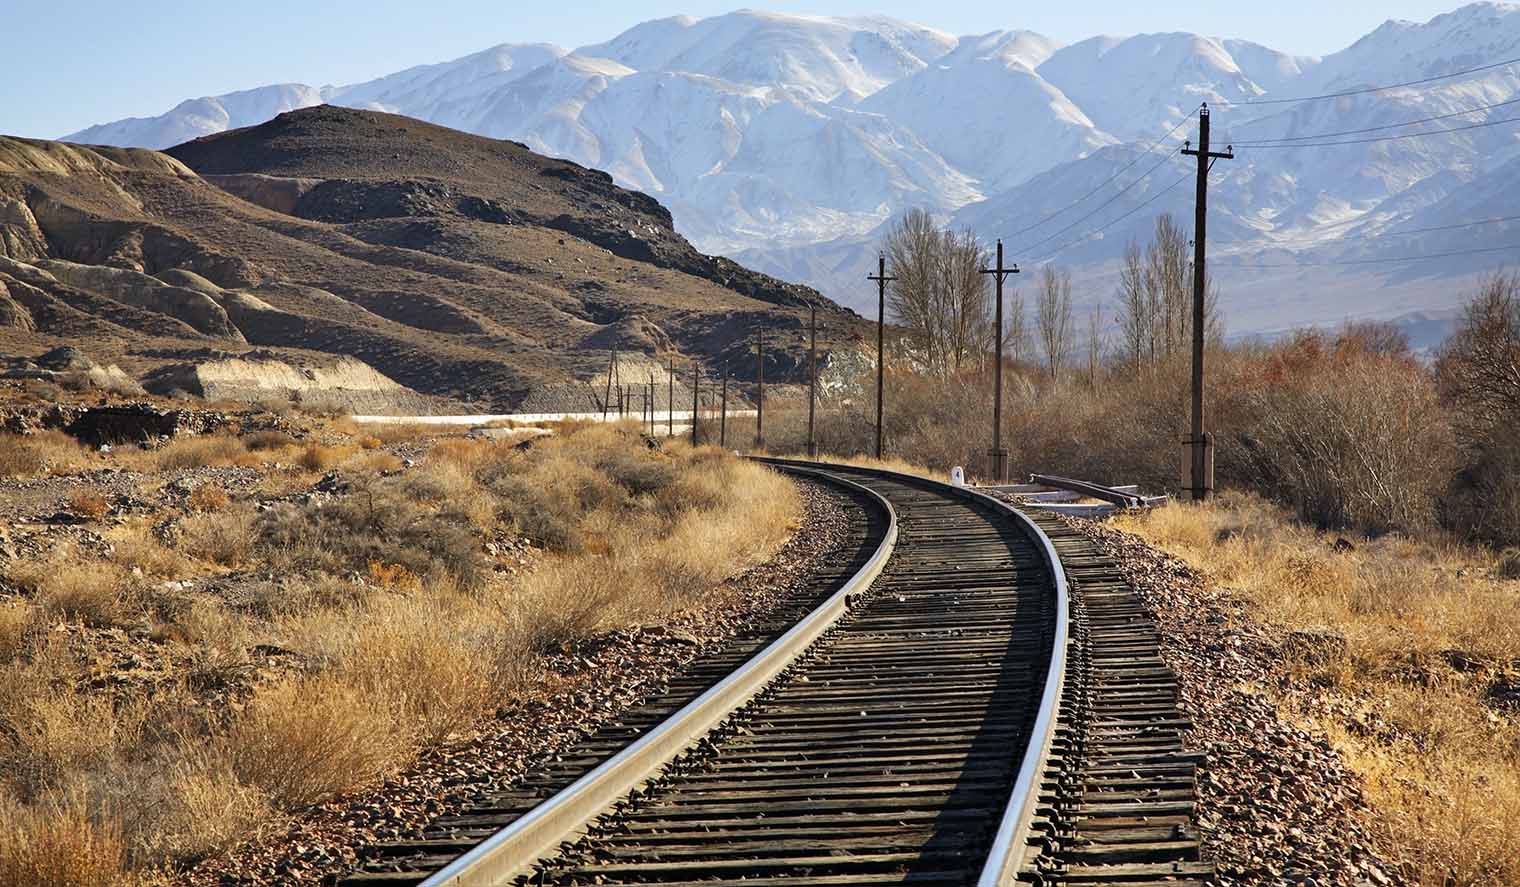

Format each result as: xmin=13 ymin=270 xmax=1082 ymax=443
xmin=342 ymin=461 xmax=1204 ymax=887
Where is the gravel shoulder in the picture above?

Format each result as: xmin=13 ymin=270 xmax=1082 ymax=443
xmin=182 ymin=475 xmax=864 ymax=886
xmin=1071 ymin=516 xmax=1405 ymax=887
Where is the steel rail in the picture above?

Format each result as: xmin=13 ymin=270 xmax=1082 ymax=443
xmin=754 ymin=458 xmax=1070 ymax=886
xmin=416 ymin=467 xmax=898 ymax=887
xmin=1027 ymin=473 xmax=1145 ymax=509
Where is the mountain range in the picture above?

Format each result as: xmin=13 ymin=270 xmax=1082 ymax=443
xmin=58 ymin=3 xmax=1520 ymax=337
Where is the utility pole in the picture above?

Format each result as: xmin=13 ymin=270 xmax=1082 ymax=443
xmin=667 ymin=358 xmax=675 ymax=438
xmin=690 ymin=361 xmax=701 ymax=446
xmin=807 ymin=305 xmax=818 ymax=459
xmin=720 ymin=364 xmax=729 ymax=448
xmin=602 ymin=348 xmax=617 ymax=420
xmin=980 ymin=239 xmax=1019 ymax=483
xmin=755 ymin=330 xmax=765 ymax=450
xmin=1180 ymin=103 xmax=1233 ymax=502
xmin=868 ymin=253 xmax=897 ymax=460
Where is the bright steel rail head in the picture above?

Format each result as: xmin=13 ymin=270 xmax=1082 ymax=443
xmin=417 ymin=465 xmax=898 ymax=887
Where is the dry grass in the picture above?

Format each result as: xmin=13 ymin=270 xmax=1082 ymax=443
xmin=1116 ymin=494 xmax=1520 ymax=886
xmin=65 ymin=489 xmax=110 ymax=520
xmin=34 ymin=562 xmax=132 ymax=628
xmin=0 ymin=431 xmax=92 ymax=478
xmin=179 ymin=507 xmax=257 ymax=568
xmin=139 ymin=435 xmax=258 ymax=472
xmin=185 ymin=485 xmax=229 ymax=512
xmin=296 ymin=443 xmax=354 ymax=473
xmin=0 ymin=794 xmax=134 ymax=887
xmin=225 ymin=678 xmax=405 ymax=810
xmin=0 ymin=601 xmax=33 ymax=663
xmin=0 ymin=420 xmax=802 ymax=881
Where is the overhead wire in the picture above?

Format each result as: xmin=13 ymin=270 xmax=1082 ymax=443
xmin=1235 ymin=113 xmax=1520 ymax=148
xmin=1233 ymin=95 xmax=1520 ymax=145
xmin=1235 ymin=55 xmax=1520 ymax=105
xmin=1001 ymin=116 xmax=1192 ymax=240
xmin=1014 ymin=148 xmax=1183 ymax=256
xmin=1223 ymin=243 xmax=1518 ymax=269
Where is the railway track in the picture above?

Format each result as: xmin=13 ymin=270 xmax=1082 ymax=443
xmin=341 ymin=462 xmax=1207 ymax=887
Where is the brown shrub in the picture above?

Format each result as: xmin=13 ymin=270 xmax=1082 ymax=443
xmin=186 ymin=485 xmax=230 ymax=512
xmin=144 ymin=435 xmax=254 ymax=471
xmin=0 ymin=432 xmax=90 ymax=478
xmin=65 ymin=489 xmax=110 ymax=520
xmin=256 ymin=487 xmax=486 ymax=590
xmin=0 ymin=601 xmax=34 ymax=662
xmin=226 ymin=678 xmax=404 ymax=810
xmin=179 ymin=507 xmax=257 ymax=568
xmin=240 ymin=430 xmax=295 ymax=452
xmin=357 ymin=435 xmax=382 ymax=450
xmin=110 ymin=527 xmax=189 ymax=580
xmin=0 ymin=795 xmax=132 ymax=887
xmin=297 ymin=443 xmax=353 ymax=473
xmin=0 ymin=660 xmax=148 ymax=799
xmin=37 ymin=562 xmax=131 ymax=627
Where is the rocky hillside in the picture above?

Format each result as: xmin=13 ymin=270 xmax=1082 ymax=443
xmin=0 ymin=106 xmax=861 ymax=411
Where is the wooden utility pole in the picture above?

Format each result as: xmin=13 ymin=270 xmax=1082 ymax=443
xmin=602 ymin=348 xmax=617 ymax=420
xmin=754 ymin=331 xmax=765 ymax=449
xmin=667 ymin=358 xmax=675 ymax=438
xmin=868 ymin=253 xmax=897 ymax=460
xmin=807 ymin=305 xmax=818 ymax=459
xmin=720 ymin=364 xmax=729 ymax=449
xmin=980 ymin=239 xmax=1019 ymax=482
xmin=690 ymin=361 xmax=701 ymax=446
xmin=1180 ymin=103 xmax=1233 ymax=501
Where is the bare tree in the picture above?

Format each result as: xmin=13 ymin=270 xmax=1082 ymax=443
xmin=1114 ymin=213 xmax=1224 ymax=371
xmin=943 ymin=227 xmax=991 ymax=372
xmin=1005 ymin=287 xmax=1029 ymax=365
xmin=1115 ymin=240 xmax=1149 ymax=374
xmin=1148 ymin=213 xmax=1190 ymax=358
xmin=884 ymin=209 xmax=944 ymax=371
xmin=1037 ymin=265 xmax=1074 ymax=379
xmin=1085 ymin=301 xmax=1105 ymax=388
xmin=883 ymin=210 xmax=990 ymax=376
xmin=1437 ymin=271 xmax=1520 ymax=445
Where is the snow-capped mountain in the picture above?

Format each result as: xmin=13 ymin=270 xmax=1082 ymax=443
xmin=56 ymin=4 xmax=1520 ymax=331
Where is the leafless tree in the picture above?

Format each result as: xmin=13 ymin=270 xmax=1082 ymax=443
xmin=1116 ymin=241 xmax=1148 ymax=374
xmin=1114 ymin=213 xmax=1223 ymax=374
xmin=1085 ymin=301 xmax=1105 ymax=388
xmin=943 ymin=227 xmax=992 ymax=371
xmin=1437 ymin=271 xmax=1520 ymax=445
xmin=883 ymin=209 xmax=990 ymax=376
xmin=1037 ymin=265 xmax=1074 ymax=379
xmin=884 ymin=208 xmax=943 ymax=369
xmin=1005 ymin=287 xmax=1030 ymax=365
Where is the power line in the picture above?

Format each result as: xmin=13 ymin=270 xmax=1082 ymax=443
xmin=1234 ymin=96 xmax=1520 ymax=145
xmin=1002 ymin=117 xmax=1191 ymax=240
xmin=1233 ymin=213 xmax=1520 ymax=246
xmin=1016 ymin=148 xmax=1181 ymax=256
xmin=1237 ymin=112 xmax=1520 ymax=148
xmin=1236 ymin=55 xmax=1520 ymax=106
xmin=1224 ymin=242 xmax=1518 ymax=269
xmin=1038 ymin=170 xmax=1193 ymax=262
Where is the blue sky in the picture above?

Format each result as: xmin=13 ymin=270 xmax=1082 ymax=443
xmin=2 ymin=1 xmax=1471 ymax=139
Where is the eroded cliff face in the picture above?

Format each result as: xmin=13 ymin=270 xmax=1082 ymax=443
xmin=144 ymin=353 xmax=440 ymax=414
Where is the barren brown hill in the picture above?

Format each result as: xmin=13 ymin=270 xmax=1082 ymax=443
xmin=0 ymin=105 xmax=863 ymax=410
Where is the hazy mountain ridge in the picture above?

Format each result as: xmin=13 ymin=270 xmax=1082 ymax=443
xmin=58 ymin=4 xmax=1520 ymax=328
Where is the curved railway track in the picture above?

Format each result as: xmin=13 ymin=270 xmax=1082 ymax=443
xmin=341 ymin=461 xmax=1207 ymax=887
